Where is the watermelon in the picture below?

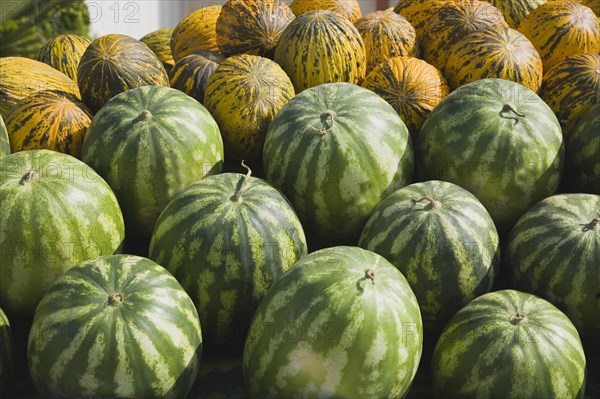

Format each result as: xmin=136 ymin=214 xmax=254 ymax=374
xmin=189 ymin=355 xmax=248 ymax=399
xmin=359 ymin=180 xmax=500 ymax=339
xmin=0 ymin=150 xmax=125 ymax=315
xmin=243 ymin=246 xmax=422 ymax=398
xmin=566 ymin=103 xmax=600 ymax=194
xmin=263 ymin=82 xmax=414 ymax=245
xmin=432 ymin=289 xmax=587 ymax=398
xmin=415 ymin=78 xmax=564 ymax=235
xmin=0 ymin=307 xmax=12 ymax=397
xmin=508 ymin=193 xmax=600 ymax=345
xmin=149 ymin=168 xmax=307 ymax=352
xmin=0 ymin=116 xmax=9 ymax=157
xmin=27 ymin=255 xmax=202 ymax=399
xmin=81 ymin=85 xmax=224 ymax=238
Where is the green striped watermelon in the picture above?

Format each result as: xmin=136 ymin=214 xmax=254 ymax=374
xmin=432 ymin=289 xmax=587 ymax=399
xmin=263 ymin=82 xmax=414 ymax=245
xmin=566 ymin=103 xmax=600 ymax=194
xmin=508 ymin=193 xmax=600 ymax=345
xmin=0 ymin=150 xmax=125 ymax=315
xmin=27 ymin=255 xmax=202 ymax=399
xmin=243 ymin=246 xmax=423 ymax=398
xmin=359 ymin=180 xmax=500 ymax=340
xmin=81 ymin=85 xmax=224 ymax=238
xmin=0 ymin=307 xmax=12 ymax=397
xmin=415 ymin=78 xmax=564 ymax=235
xmin=0 ymin=116 xmax=9 ymax=157
xmin=149 ymin=168 xmax=307 ymax=352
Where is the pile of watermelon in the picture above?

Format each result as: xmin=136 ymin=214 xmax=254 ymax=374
xmin=0 ymin=0 xmax=598 ymax=398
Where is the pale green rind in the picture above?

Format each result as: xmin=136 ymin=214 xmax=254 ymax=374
xmin=508 ymin=193 xmax=600 ymax=344
xmin=149 ymin=172 xmax=307 ymax=351
xmin=566 ymin=103 xmax=600 ymax=194
xmin=243 ymin=246 xmax=423 ymax=399
xmin=0 ymin=307 xmax=12 ymax=396
xmin=81 ymin=85 xmax=224 ymax=237
xmin=432 ymin=289 xmax=586 ymax=399
xmin=359 ymin=180 xmax=500 ymax=338
xmin=27 ymin=255 xmax=202 ymax=399
xmin=0 ymin=149 xmax=125 ymax=314
xmin=0 ymin=115 xmax=9 ymax=157
xmin=263 ymin=82 xmax=414 ymax=245
xmin=415 ymin=78 xmax=565 ymax=235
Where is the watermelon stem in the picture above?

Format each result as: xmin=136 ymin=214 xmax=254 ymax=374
xmin=310 ymin=110 xmax=336 ymax=135
xmin=106 ymin=293 xmax=124 ymax=307
xmin=366 ymin=269 xmax=376 ymax=284
xmin=19 ymin=170 xmax=38 ymax=184
xmin=139 ymin=110 xmax=153 ymax=121
xmin=501 ymin=104 xmax=526 ymax=118
xmin=413 ymin=196 xmax=441 ymax=210
xmin=232 ymin=160 xmax=252 ymax=202
xmin=585 ymin=212 xmax=600 ymax=231
xmin=510 ymin=313 xmax=527 ymax=325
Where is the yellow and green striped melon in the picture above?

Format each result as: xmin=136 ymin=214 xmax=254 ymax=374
xmin=445 ymin=25 xmax=543 ymax=92
xmin=216 ymin=0 xmax=295 ymax=58
xmin=393 ymin=0 xmax=451 ymax=38
xmin=0 ymin=57 xmax=80 ymax=120
xmin=204 ymin=54 xmax=295 ymax=165
xmin=140 ymin=28 xmax=176 ymax=73
xmin=354 ymin=10 xmax=418 ymax=74
xmin=362 ymin=56 xmax=449 ymax=136
xmin=274 ymin=10 xmax=366 ymax=92
xmin=575 ymin=0 xmax=599 ymax=15
xmin=420 ymin=0 xmax=508 ymax=74
xmin=36 ymin=34 xmax=91 ymax=81
xmin=6 ymin=90 xmax=92 ymax=158
xmin=77 ymin=34 xmax=169 ymax=113
xmin=169 ymin=51 xmax=225 ymax=104
xmin=517 ymin=0 xmax=600 ymax=71
xmin=539 ymin=53 xmax=600 ymax=142
xmin=486 ymin=0 xmax=547 ymax=28
xmin=171 ymin=6 xmax=222 ymax=61
xmin=289 ymin=0 xmax=362 ymax=22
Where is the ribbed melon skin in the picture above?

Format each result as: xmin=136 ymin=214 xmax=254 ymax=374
xmin=0 ymin=116 xmax=9 ymax=157
xmin=0 ymin=150 xmax=125 ymax=315
xmin=0 ymin=307 xmax=11 ymax=397
xmin=359 ymin=180 xmax=500 ymax=339
xmin=149 ymin=172 xmax=307 ymax=351
xmin=445 ymin=25 xmax=543 ymax=92
xmin=420 ymin=0 xmax=508 ymax=74
xmin=393 ymin=0 xmax=451 ymax=39
xmin=539 ymin=53 xmax=600 ymax=143
xmin=140 ymin=28 xmax=176 ymax=73
xmin=81 ymin=86 xmax=224 ymax=238
xmin=243 ymin=246 xmax=423 ymax=399
xmin=27 ymin=255 xmax=202 ymax=399
xmin=290 ymin=0 xmax=362 ymax=22
xmin=0 ymin=57 xmax=80 ymax=120
xmin=432 ymin=290 xmax=587 ymax=399
xmin=169 ymin=51 xmax=224 ymax=105
xmin=362 ymin=56 xmax=449 ymax=135
xmin=263 ymin=82 xmax=414 ymax=245
xmin=204 ymin=54 xmax=294 ymax=165
xmin=487 ymin=0 xmax=547 ymax=28
xmin=415 ymin=78 xmax=564 ymax=235
xmin=37 ymin=34 xmax=91 ymax=81
xmin=354 ymin=10 xmax=418 ymax=74
xmin=216 ymin=0 xmax=295 ymax=58
xmin=508 ymin=193 xmax=600 ymax=344
xmin=517 ymin=0 xmax=600 ymax=71
xmin=171 ymin=6 xmax=221 ymax=61
xmin=273 ymin=10 xmax=367 ymax=93
xmin=77 ymin=34 xmax=169 ymax=113
xmin=566 ymin=103 xmax=600 ymax=194
xmin=6 ymin=90 xmax=92 ymax=158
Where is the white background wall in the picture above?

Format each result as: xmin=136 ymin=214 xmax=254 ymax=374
xmin=85 ymin=0 xmax=391 ymax=39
